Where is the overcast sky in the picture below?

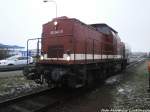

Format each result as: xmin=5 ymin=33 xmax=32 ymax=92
xmin=0 ymin=0 xmax=150 ymax=52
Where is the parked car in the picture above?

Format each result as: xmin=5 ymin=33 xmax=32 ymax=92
xmin=0 ymin=55 xmax=33 ymax=66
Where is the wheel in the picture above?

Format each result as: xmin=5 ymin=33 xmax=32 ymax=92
xmin=86 ymin=71 xmax=94 ymax=87
xmin=67 ymin=75 xmax=77 ymax=88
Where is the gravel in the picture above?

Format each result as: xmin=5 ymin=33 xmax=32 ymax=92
xmin=0 ymin=70 xmax=47 ymax=102
xmin=48 ymin=59 xmax=150 ymax=112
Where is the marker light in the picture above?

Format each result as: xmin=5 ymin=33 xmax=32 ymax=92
xmin=67 ymin=55 xmax=71 ymax=61
xmin=54 ymin=21 xmax=58 ymax=26
xmin=40 ymin=55 xmax=44 ymax=60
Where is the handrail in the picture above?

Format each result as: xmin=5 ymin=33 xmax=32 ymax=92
xmin=27 ymin=38 xmax=42 ymax=64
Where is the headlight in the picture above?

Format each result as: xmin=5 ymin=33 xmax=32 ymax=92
xmin=40 ymin=55 xmax=44 ymax=60
xmin=67 ymin=55 xmax=70 ymax=61
xmin=54 ymin=21 xmax=58 ymax=26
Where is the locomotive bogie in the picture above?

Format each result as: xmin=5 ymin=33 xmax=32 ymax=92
xmin=24 ymin=59 xmax=126 ymax=88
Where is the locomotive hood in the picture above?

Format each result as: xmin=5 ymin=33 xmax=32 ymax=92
xmin=90 ymin=23 xmax=118 ymax=35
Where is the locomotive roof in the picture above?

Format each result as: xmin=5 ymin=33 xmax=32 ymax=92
xmin=90 ymin=24 xmax=118 ymax=35
xmin=44 ymin=17 xmax=118 ymax=36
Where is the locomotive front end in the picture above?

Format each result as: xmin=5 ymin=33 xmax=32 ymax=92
xmin=24 ymin=17 xmax=80 ymax=88
xmin=40 ymin=17 xmax=74 ymax=64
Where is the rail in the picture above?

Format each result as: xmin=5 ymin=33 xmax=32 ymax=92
xmin=0 ymin=88 xmax=62 ymax=112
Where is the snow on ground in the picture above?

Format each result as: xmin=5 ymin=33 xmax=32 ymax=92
xmin=0 ymin=71 xmax=47 ymax=101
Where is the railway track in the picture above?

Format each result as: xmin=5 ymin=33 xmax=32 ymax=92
xmin=0 ymin=87 xmax=67 ymax=112
xmin=126 ymin=58 xmax=146 ymax=69
xmin=0 ymin=86 xmax=85 ymax=112
xmin=0 ymin=58 xmax=146 ymax=112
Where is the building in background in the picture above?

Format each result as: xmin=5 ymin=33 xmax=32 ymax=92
xmin=0 ymin=43 xmax=24 ymax=59
xmin=20 ymin=49 xmax=41 ymax=57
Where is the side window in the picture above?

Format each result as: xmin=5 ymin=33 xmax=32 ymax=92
xmin=17 ymin=57 xmax=27 ymax=60
xmin=17 ymin=57 xmax=22 ymax=60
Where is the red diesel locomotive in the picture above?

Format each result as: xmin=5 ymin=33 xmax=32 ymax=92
xmin=23 ymin=16 xmax=127 ymax=88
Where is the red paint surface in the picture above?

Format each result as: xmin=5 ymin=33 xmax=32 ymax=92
xmin=40 ymin=17 xmax=125 ymax=64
